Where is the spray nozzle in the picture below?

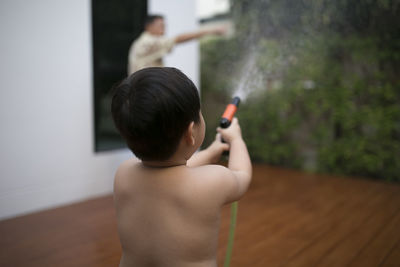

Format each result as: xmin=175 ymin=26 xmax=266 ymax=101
xmin=220 ymin=96 xmax=241 ymax=128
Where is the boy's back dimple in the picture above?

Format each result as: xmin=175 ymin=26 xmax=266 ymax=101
xmin=114 ymin=160 xmax=221 ymax=267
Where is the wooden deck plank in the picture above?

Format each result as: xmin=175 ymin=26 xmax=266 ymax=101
xmin=254 ymin=191 xmax=379 ymax=266
xmin=1 ymin=164 xmax=399 ymax=267
xmin=380 ymin=240 xmax=400 ymax=267
xmin=0 ymin=196 xmax=121 ymax=267
xmin=348 ymin=209 xmax=400 ymax=267
xmin=225 ymin=180 xmax=366 ymax=265
xmin=280 ymin=189 xmax=398 ymax=267
xmin=216 ymin=166 xmax=400 ymax=266
xmin=310 ymin=194 xmax=400 ymax=267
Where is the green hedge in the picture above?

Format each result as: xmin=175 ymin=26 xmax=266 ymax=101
xmin=200 ymin=0 xmax=399 ymax=181
xmin=200 ymin=33 xmax=400 ymax=181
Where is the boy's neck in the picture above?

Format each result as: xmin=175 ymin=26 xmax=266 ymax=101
xmin=142 ymin=159 xmax=187 ymax=168
xmin=141 ymin=141 xmax=197 ymax=168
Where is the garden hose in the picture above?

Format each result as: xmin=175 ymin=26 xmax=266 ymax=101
xmin=224 ymin=201 xmax=238 ymax=267
xmin=220 ymin=97 xmax=241 ymax=267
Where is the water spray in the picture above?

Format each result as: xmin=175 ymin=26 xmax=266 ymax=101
xmin=220 ymin=96 xmax=240 ymax=267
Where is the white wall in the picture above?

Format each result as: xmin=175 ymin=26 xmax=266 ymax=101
xmin=0 ymin=0 xmax=198 ymax=220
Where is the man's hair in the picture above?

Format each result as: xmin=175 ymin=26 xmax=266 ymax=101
xmin=145 ymin=14 xmax=164 ymax=27
xmin=111 ymin=67 xmax=201 ymax=161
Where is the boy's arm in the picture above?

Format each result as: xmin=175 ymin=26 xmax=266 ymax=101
xmin=217 ymin=118 xmax=252 ymax=201
xmin=187 ymin=133 xmax=229 ymax=167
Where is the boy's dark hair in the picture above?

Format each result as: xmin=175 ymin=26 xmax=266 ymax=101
xmin=145 ymin=14 xmax=164 ymax=27
xmin=111 ymin=67 xmax=201 ymax=161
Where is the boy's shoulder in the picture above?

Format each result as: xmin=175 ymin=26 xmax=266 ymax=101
xmin=188 ymin=164 xmax=239 ymax=205
xmin=115 ymin=157 xmax=140 ymax=175
xmin=189 ymin=164 xmax=231 ymax=178
xmin=114 ymin=157 xmax=141 ymax=191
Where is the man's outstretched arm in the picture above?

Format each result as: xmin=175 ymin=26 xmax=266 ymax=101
xmin=174 ymin=27 xmax=226 ymax=44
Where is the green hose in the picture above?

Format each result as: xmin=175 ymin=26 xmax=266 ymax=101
xmin=224 ymin=201 xmax=238 ymax=267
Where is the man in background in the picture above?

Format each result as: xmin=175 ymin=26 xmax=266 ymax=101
xmin=128 ymin=14 xmax=225 ymax=75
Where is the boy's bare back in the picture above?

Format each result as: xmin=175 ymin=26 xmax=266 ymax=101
xmin=110 ymin=68 xmax=251 ymax=266
xmin=114 ymin=159 xmax=238 ymax=267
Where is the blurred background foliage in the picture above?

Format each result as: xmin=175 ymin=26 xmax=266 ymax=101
xmin=200 ymin=0 xmax=400 ymax=181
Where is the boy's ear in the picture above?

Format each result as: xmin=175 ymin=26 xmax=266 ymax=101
xmin=184 ymin=121 xmax=196 ymax=146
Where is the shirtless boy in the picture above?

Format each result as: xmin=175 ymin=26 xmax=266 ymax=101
xmin=111 ymin=67 xmax=252 ymax=267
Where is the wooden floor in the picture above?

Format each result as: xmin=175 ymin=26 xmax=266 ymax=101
xmin=1 ymin=164 xmax=400 ymax=267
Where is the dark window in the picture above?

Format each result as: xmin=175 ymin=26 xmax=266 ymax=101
xmin=92 ymin=0 xmax=147 ymax=151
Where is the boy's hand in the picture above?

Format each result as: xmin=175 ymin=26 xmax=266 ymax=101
xmin=207 ymin=133 xmax=229 ymax=163
xmin=187 ymin=133 xmax=229 ymax=167
xmin=217 ymin=117 xmax=242 ymax=144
